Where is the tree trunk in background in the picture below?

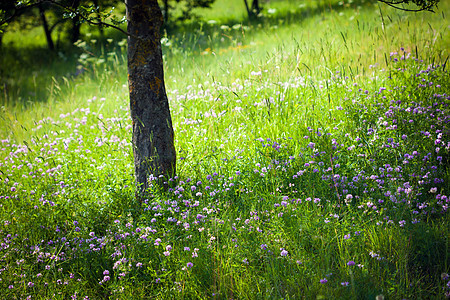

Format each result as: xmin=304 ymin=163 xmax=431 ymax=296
xmin=70 ymin=0 xmax=81 ymax=43
xmin=163 ymin=0 xmax=169 ymax=23
xmin=126 ymin=0 xmax=176 ymax=197
xmin=251 ymin=0 xmax=260 ymax=15
xmin=71 ymin=18 xmax=81 ymax=43
xmin=38 ymin=5 xmax=54 ymax=51
xmin=243 ymin=0 xmax=253 ymax=19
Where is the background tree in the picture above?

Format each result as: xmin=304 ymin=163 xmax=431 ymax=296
xmin=243 ymin=0 xmax=260 ymax=20
xmin=160 ymin=0 xmax=216 ymax=24
xmin=38 ymin=2 xmax=55 ymax=50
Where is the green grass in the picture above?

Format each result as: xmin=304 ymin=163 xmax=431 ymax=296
xmin=0 ymin=0 xmax=449 ymax=299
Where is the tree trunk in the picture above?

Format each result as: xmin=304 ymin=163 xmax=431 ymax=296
xmin=71 ymin=18 xmax=81 ymax=43
xmin=70 ymin=0 xmax=81 ymax=43
xmin=38 ymin=5 xmax=55 ymax=51
xmin=163 ymin=0 xmax=169 ymax=23
xmin=243 ymin=0 xmax=253 ymax=19
xmin=126 ymin=0 xmax=176 ymax=197
xmin=251 ymin=0 xmax=261 ymax=15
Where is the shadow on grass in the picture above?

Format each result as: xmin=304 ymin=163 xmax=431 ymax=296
xmin=0 ymin=45 xmax=77 ymax=108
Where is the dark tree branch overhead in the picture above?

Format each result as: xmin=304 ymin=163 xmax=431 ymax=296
xmin=44 ymin=0 xmax=130 ymax=38
xmin=0 ymin=0 xmax=131 ymax=38
xmin=377 ymin=0 xmax=439 ymax=12
xmin=0 ymin=1 xmax=43 ymax=27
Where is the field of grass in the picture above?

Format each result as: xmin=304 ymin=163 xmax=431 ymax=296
xmin=0 ymin=0 xmax=449 ymax=299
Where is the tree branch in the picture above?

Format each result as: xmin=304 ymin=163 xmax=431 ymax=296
xmin=0 ymin=1 xmax=43 ymax=26
xmin=42 ymin=0 xmax=131 ymax=38
xmin=1 ymin=0 xmax=140 ymax=40
xmin=377 ymin=0 xmax=437 ymax=12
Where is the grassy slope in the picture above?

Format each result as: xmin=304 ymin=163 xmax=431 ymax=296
xmin=0 ymin=0 xmax=449 ymax=299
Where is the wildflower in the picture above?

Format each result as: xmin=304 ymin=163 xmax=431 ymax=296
xmin=347 ymin=260 xmax=355 ymax=266
xmin=103 ymin=270 xmax=109 ymax=275
xmin=341 ymin=281 xmax=349 ymax=286
xmin=187 ymin=262 xmax=193 ymax=268
xmin=280 ymin=249 xmax=288 ymax=257
xmin=260 ymin=244 xmax=267 ymax=250
xmin=320 ymin=278 xmax=328 ymax=284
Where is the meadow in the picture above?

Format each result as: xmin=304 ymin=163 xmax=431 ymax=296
xmin=0 ymin=0 xmax=449 ymax=299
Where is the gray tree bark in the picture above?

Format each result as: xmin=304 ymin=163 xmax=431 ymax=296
xmin=126 ymin=0 xmax=176 ymax=197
